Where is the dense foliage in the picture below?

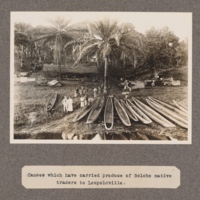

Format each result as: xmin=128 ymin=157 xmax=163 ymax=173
xmin=14 ymin=18 xmax=188 ymax=81
xmin=144 ymin=27 xmax=188 ymax=77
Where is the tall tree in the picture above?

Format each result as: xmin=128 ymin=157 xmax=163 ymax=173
xmin=14 ymin=22 xmax=35 ymax=58
xmin=72 ymin=19 xmax=146 ymax=93
xmin=174 ymin=39 xmax=188 ymax=67
xmin=34 ymin=16 xmax=78 ymax=80
xmin=145 ymin=27 xmax=180 ymax=77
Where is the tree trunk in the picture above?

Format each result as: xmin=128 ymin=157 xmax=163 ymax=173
xmin=58 ymin=60 xmax=61 ymax=81
xmin=153 ymin=66 xmax=158 ymax=79
xmin=103 ymin=57 xmax=108 ymax=94
xmin=30 ymin=48 xmax=33 ymax=58
xmin=39 ymin=56 xmax=42 ymax=62
xmin=64 ymin=50 xmax=66 ymax=68
xmin=123 ymin=58 xmax=126 ymax=78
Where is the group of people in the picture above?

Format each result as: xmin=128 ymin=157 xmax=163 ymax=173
xmin=61 ymin=84 xmax=103 ymax=112
xmin=119 ymin=78 xmax=133 ymax=91
xmin=62 ymin=96 xmax=73 ymax=112
xmin=74 ymin=86 xmax=87 ymax=98
xmin=75 ymin=85 xmax=101 ymax=108
xmin=93 ymin=85 xmax=102 ymax=98
xmin=74 ymin=86 xmax=89 ymax=108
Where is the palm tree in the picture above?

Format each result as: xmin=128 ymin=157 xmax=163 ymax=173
xmin=14 ymin=22 xmax=35 ymax=59
xmin=72 ymin=19 xmax=146 ymax=94
xmin=34 ymin=16 xmax=79 ymax=80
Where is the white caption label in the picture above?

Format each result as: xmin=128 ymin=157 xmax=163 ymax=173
xmin=22 ymin=166 xmax=180 ymax=189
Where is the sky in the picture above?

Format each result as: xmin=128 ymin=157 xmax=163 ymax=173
xmin=11 ymin=12 xmax=192 ymax=41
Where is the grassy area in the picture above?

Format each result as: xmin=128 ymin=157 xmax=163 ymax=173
xmin=13 ymin=66 xmax=189 ymax=140
xmin=14 ymin=80 xmax=101 ymax=128
xmin=139 ymin=66 xmax=188 ymax=86
xmin=43 ymin=62 xmax=98 ymax=74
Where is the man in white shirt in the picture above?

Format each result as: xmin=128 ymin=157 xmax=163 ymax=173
xmin=80 ymin=95 xmax=85 ymax=107
xmin=93 ymin=87 xmax=97 ymax=98
xmin=62 ymin=96 xmax=68 ymax=112
xmin=67 ymin=97 xmax=73 ymax=112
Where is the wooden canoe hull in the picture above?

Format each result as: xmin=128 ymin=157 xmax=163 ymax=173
xmin=146 ymin=99 xmax=188 ymax=129
xmin=113 ymin=98 xmax=131 ymax=126
xmin=149 ymin=96 xmax=187 ymax=119
xmin=132 ymin=97 xmax=175 ymax=128
xmin=120 ymin=99 xmax=138 ymax=121
xmin=73 ymin=102 xmax=95 ymax=122
xmin=86 ymin=96 xmax=105 ymax=124
xmin=104 ymin=96 xmax=114 ymax=130
xmin=46 ymin=92 xmax=58 ymax=112
xmin=126 ymin=100 xmax=152 ymax=124
xmin=173 ymin=100 xmax=188 ymax=113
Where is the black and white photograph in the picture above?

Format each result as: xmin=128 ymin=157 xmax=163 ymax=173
xmin=10 ymin=12 xmax=192 ymax=144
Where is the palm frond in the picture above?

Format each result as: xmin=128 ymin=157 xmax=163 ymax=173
xmin=42 ymin=34 xmax=57 ymax=46
xmin=89 ymin=22 xmax=104 ymax=40
xmin=15 ymin=31 xmax=29 ymax=37
xmin=32 ymin=25 xmax=56 ymax=36
xmin=73 ymin=43 xmax=99 ymax=67
xmin=47 ymin=16 xmax=71 ymax=31
xmin=15 ymin=32 xmax=31 ymax=46
xmin=64 ymin=40 xmax=78 ymax=49
xmin=60 ymin=33 xmax=74 ymax=43
xmin=34 ymin=33 xmax=56 ymax=42
xmin=81 ymin=38 xmax=101 ymax=49
xmin=89 ymin=19 xmax=119 ymax=42
xmin=14 ymin=22 xmax=33 ymax=34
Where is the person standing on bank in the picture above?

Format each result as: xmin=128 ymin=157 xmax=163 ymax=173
xmin=82 ymin=87 xmax=86 ymax=96
xmin=80 ymin=95 xmax=85 ymax=108
xmin=88 ymin=97 xmax=94 ymax=106
xmin=79 ymin=87 xmax=83 ymax=96
xmin=93 ymin=87 xmax=97 ymax=98
xmin=74 ymin=89 xmax=78 ymax=98
xmin=62 ymin=96 xmax=68 ymax=112
xmin=84 ymin=94 xmax=88 ymax=106
xmin=97 ymin=86 xmax=101 ymax=95
xmin=67 ymin=97 xmax=73 ymax=112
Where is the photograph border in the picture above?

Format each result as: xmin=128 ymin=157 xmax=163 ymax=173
xmin=10 ymin=11 xmax=192 ymax=144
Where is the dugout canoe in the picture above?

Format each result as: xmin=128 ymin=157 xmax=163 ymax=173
xmin=132 ymin=97 xmax=175 ymax=128
xmin=126 ymin=99 xmax=152 ymax=124
xmin=86 ymin=96 xmax=105 ymax=124
xmin=120 ymin=99 xmax=138 ymax=122
xmin=46 ymin=92 xmax=58 ymax=112
xmin=104 ymin=96 xmax=114 ymax=130
xmin=73 ymin=99 xmax=96 ymax=122
xmin=146 ymin=99 xmax=188 ymax=129
xmin=113 ymin=98 xmax=131 ymax=126
xmin=148 ymin=97 xmax=187 ymax=119
xmin=173 ymin=100 xmax=188 ymax=113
